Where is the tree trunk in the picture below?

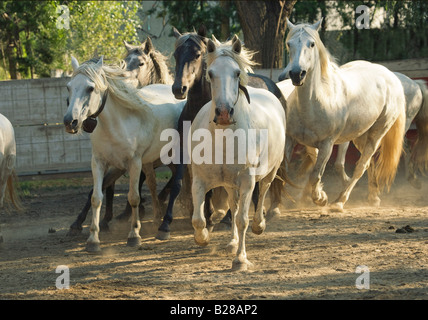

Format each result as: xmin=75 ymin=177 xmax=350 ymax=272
xmin=235 ymin=0 xmax=296 ymax=69
xmin=220 ymin=0 xmax=231 ymax=41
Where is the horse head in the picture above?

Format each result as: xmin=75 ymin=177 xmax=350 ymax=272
xmin=172 ymin=25 xmax=208 ymax=100
xmin=63 ymin=56 xmax=108 ymax=134
xmin=281 ymin=18 xmax=323 ymax=86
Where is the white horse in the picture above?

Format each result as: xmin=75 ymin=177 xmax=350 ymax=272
xmin=279 ymin=19 xmax=406 ymax=212
xmin=334 ymin=74 xmax=428 ymax=189
xmin=63 ymin=56 xmax=185 ymax=252
xmin=0 ymin=113 xmax=22 ymax=245
xmin=190 ymin=37 xmax=286 ymax=271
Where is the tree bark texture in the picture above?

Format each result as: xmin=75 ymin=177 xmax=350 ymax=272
xmin=235 ymin=0 xmax=296 ymax=69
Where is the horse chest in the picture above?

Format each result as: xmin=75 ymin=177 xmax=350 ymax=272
xmin=91 ymin=132 xmax=141 ymax=170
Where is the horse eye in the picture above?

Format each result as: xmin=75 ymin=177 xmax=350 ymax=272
xmin=88 ymin=87 xmax=94 ymax=93
xmin=139 ymin=62 xmax=144 ymax=66
xmin=208 ymin=70 xmax=213 ymax=79
xmin=310 ymin=42 xmax=315 ymax=48
xmin=235 ymin=70 xmax=241 ymax=78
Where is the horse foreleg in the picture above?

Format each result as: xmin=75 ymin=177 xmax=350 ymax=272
xmin=87 ymin=159 xmax=106 ymax=253
xmin=126 ymin=158 xmax=142 ymax=247
xmin=335 ymin=142 xmax=351 ymax=186
xmin=191 ymin=175 xmax=209 ymax=246
xmin=232 ymin=175 xmax=255 ymax=271
xmin=309 ymin=141 xmax=334 ymax=207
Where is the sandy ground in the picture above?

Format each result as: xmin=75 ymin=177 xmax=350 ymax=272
xmin=0 ymin=164 xmax=427 ymax=302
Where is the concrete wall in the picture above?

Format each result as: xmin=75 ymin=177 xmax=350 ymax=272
xmin=0 ymin=77 xmax=92 ymax=175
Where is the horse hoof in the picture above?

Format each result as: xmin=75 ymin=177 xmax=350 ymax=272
xmin=155 ymin=231 xmax=171 ymax=241
xmin=231 ymin=258 xmax=254 ymax=272
xmin=265 ymin=208 xmax=280 ymax=222
xmin=251 ymin=220 xmax=266 ymax=235
xmin=330 ymin=202 xmax=344 ymax=213
xmin=127 ymin=237 xmax=141 ymax=247
xmin=314 ymin=197 xmax=328 ymax=207
xmin=226 ymin=241 xmax=238 ymax=255
xmin=368 ymin=197 xmax=381 ymax=207
xmin=86 ymin=242 xmax=101 ymax=254
xmin=194 ymin=228 xmax=210 ymax=246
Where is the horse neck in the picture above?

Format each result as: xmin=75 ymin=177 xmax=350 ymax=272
xmin=97 ymin=90 xmax=156 ymax=134
xmin=149 ymin=54 xmax=173 ymax=85
xmin=295 ymin=63 xmax=333 ymax=109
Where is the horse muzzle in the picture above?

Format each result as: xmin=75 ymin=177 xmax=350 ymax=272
xmin=214 ymin=106 xmax=235 ymax=126
xmin=289 ymin=70 xmax=307 ymax=86
xmin=172 ymin=83 xmax=188 ymax=100
xmin=64 ymin=115 xmax=79 ymax=134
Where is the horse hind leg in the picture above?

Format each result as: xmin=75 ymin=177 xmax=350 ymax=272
xmin=142 ymin=163 xmax=162 ymax=228
xmin=252 ymin=170 xmax=277 ymax=235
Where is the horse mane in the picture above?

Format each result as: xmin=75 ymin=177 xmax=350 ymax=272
xmin=72 ymin=59 xmax=154 ymax=113
xmin=148 ymin=49 xmax=173 ymax=85
xmin=205 ymin=39 xmax=257 ymax=87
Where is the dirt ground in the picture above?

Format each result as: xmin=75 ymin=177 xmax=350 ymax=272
xmin=0 ymin=164 xmax=427 ymax=302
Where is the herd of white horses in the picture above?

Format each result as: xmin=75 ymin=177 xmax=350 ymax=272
xmin=1 ymin=19 xmax=427 ymax=271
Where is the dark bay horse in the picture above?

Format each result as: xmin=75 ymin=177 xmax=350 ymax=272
xmin=156 ymin=25 xmax=288 ymax=240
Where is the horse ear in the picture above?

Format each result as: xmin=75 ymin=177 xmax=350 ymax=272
xmin=173 ymin=27 xmax=181 ymax=39
xmin=207 ymin=39 xmax=216 ymax=54
xmin=286 ymin=18 xmax=296 ymax=30
xmin=71 ymin=55 xmax=79 ymax=71
xmin=198 ymin=24 xmax=207 ymax=38
xmin=232 ymin=38 xmax=241 ymax=55
xmin=311 ymin=18 xmax=323 ymax=32
xmin=144 ymin=37 xmax=153 ymax=53
xmin=123 ymin=40 xmax=133 ymax=52
xmin=211 ymin=34 xmax=221 ymax=45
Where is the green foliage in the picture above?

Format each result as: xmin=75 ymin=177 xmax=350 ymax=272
xmin=65 ymin=1 xmax=142 ymax=66
xmin=151 ymin=1 xmax=240 ymax=38
xmin=0 ymin=1 xmax=143 ymax=79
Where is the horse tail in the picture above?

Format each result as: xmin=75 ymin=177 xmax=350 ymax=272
xmin=375 ymin=104 xmax=406 ymax=192
xmin=6 ymin=170 xmax=24 ymax=212
xmin=410 ymin=80 xmax=428 ymax=175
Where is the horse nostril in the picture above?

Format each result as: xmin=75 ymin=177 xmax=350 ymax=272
xmin=181 ymin=86 xmax=187 ymax=94
xmin=229 ymin=108 xmax=234 ymax=116
xmin=300 ymin=70 xmax=307 ymax=78
xmin=215 ymin=108 xmax=221 ymax=116
xmin=71 ymin=119 xmax=78 ymax=129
